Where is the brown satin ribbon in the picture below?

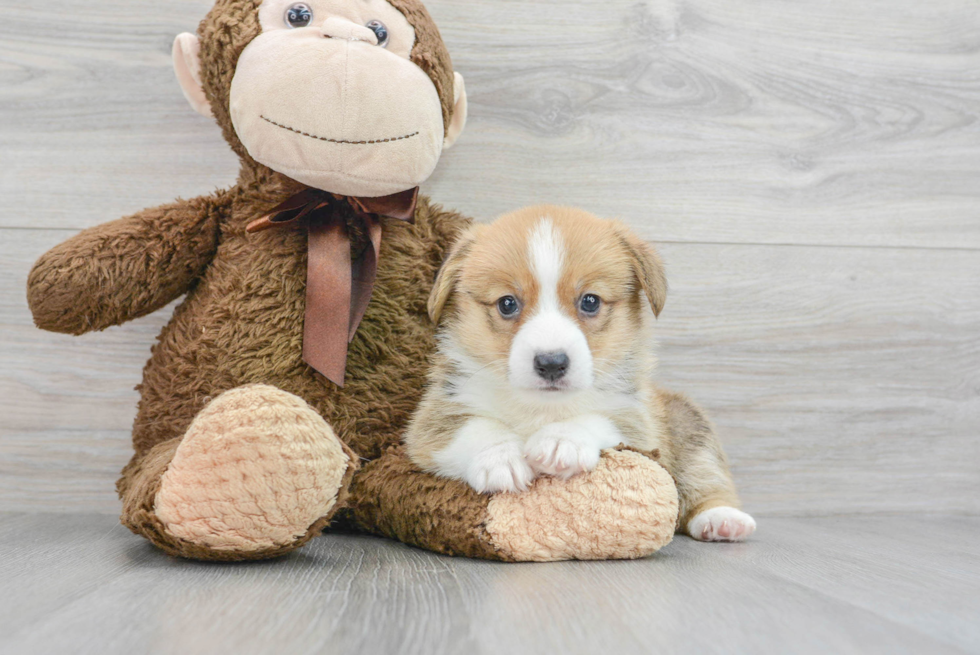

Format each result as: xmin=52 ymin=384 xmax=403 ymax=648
xmin=246 ymin=186 xmax=419 ymax=386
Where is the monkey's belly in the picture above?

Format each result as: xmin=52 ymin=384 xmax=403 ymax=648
xmin=132 ymin=237 xmax=437 ymax=461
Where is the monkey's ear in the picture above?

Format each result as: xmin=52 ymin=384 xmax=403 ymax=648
xmin=173 ymin=33 xmax=212 ymax=118
xmin=443 ymin=72 xmax=468 ymax=150
xmin=615 ymin=223 xmax=668 ymax=318
xmin=428 ymin=225 xmax=479 ymax=324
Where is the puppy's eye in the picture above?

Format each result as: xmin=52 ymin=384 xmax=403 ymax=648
xmin=497 ymin=295 xmax=521 ymax=318
xmin=366 ymin=20 xmax=389 ymax=47
xmin=284 ymin=3 xmax=313 ymax=28
xmin=579 ymin=294 xmax=601 ymax=315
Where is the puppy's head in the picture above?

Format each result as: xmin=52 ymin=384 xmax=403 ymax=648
xmin=429 ymin=206 xmax=666 ymax=398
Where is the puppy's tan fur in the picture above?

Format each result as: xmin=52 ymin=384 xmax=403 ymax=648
xmin=407 ymin=205 xmax=749 ymax=537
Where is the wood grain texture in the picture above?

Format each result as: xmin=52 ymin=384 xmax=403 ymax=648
xmin=428 ymin=0 xmax=980 ymax=249
xmin=655 ymin=241 xmax=980 ymax=516
xmin=0 ymin=514 xmax=977 ymax=655
xmin=1 ymin=0 xmax=978 ymax=516
xmin=2 ymin=0 xmax=979 ymax=247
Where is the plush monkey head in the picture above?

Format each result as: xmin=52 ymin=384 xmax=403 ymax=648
xmin=173 ymin=0 xmax=467 ymax=197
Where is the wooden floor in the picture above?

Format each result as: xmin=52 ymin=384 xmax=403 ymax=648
xmin=0 ymin=514 xmax=976 ymax=655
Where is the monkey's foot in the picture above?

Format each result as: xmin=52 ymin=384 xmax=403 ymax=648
xmin=484 ymin=448 xmax=679 ymax=560
xmin=346 ymin=447 xmax=678 ymax=562
xmin=136 ymin=385 xmax=356 ymax=559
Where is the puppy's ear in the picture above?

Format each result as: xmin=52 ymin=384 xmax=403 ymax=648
xmin=615 ymin=223 xmax=668 ymax=318
xmin=428 ymin=226 xmax=479 ymax=324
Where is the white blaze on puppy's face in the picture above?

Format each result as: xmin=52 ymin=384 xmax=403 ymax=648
xmin=430 ymin=205 xmax=667 ymax=414
xmin=508 ymin=219 xmax=594 ymax=393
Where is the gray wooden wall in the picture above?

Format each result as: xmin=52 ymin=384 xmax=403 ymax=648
xmin=1 ymin=0 xmax=978 ymax=516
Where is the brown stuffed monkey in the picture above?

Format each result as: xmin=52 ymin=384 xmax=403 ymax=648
xmin=26 ymin=0 xmax=679 ymax=562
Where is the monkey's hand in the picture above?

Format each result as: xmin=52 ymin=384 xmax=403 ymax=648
xmin=27 ymin=194 xmax=227 ymax=334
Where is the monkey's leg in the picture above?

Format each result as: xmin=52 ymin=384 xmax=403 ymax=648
xmin=658 ymin=390 xmax=757 ymax=542
xmin=342 ymin=446 xmax=678 ymax=562
xmin=118 ymin=384 xmax=357 ymax=561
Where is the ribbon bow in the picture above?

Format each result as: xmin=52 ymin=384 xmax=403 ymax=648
xmin=246 ymin=186 xmax=419 ymax=386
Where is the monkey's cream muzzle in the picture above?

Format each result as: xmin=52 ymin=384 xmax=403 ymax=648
xmin=229 ymin=27 xmax=444 ymax=197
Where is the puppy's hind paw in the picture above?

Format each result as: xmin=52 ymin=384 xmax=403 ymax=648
xmin=466 ymin=442 xmax=535 ymax=494
xmin=688 ymin=507 xmax=756 ymax=542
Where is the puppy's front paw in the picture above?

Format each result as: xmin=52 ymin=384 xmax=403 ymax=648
xmin=524 ymin=425 xmax=602 ymax=479
xmin=465 ymin=442 xmax=535 ymax=494
xmin=688 ymin=506 xmax=757 ymax=542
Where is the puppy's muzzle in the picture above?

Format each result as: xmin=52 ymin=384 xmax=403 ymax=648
xmin=533 ymin=351 xmax=569 ymax=383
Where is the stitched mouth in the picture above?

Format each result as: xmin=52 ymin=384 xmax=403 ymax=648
xmin=260 ymin=116 xmax=419 ymax=145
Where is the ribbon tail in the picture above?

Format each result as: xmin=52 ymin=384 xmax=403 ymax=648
xmin=246 ymin=200 xmax=330 ymax=234
xmin=349 ymin=214 xmax=383 ymax=342
xmin=303 ymin=219 xmax=352 ymax=387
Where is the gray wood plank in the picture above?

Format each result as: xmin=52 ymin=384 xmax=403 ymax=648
xmin=1 ymin=0 xmax=979 ymax=249
xmin=429 ymin=0 xmax=980 ymax=250
xmin=0 ymin=513 xmax=158 ymax=635
xmin=741 ymin=516 xmax=980 ymax=652
xmin=653 ymin=241 xmax=980 ymax=517
xmin=0 ymin=0 xmax=239 ymax=231
xmin=3 ymin=229 xmax=979 ymax=515
xmin=0 ymin=514 xmax=972 ymax=655
xmin=0 ymin=430 xmax=132 ymax=514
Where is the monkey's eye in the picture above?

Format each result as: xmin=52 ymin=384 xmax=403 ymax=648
xmin=366 ymin=20 xmax=389 ymax=47
xmin=284 ymin=3 xmax=313 ymax=28
xmin=579 ymin=294 xmax=601 ymax=316
xmin=497 ymin=295 xmax=521 ymax=318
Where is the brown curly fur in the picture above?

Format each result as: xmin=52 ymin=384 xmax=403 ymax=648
xmin=341 ymin=446 xmax=504 ymax=560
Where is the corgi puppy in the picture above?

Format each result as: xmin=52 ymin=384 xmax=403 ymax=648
xmin=404 ymin=206 xmax=756 ymax=542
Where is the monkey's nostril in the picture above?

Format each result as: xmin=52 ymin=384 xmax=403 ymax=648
xmin=533 ymin=352 xmax=569 ymax=383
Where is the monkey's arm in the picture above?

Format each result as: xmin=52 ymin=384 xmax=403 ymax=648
xmin=27 ymin=194 xmax=227 ymax=334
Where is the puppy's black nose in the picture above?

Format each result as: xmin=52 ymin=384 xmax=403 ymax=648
xmin=534 ymin=352 xmax=569 ymax=382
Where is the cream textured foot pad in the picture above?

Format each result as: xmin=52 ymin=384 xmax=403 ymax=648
xmin=155 ymin=384 xmax=351 ymax=552
xmin=485 ymin=449 xmax=678 ymax=561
